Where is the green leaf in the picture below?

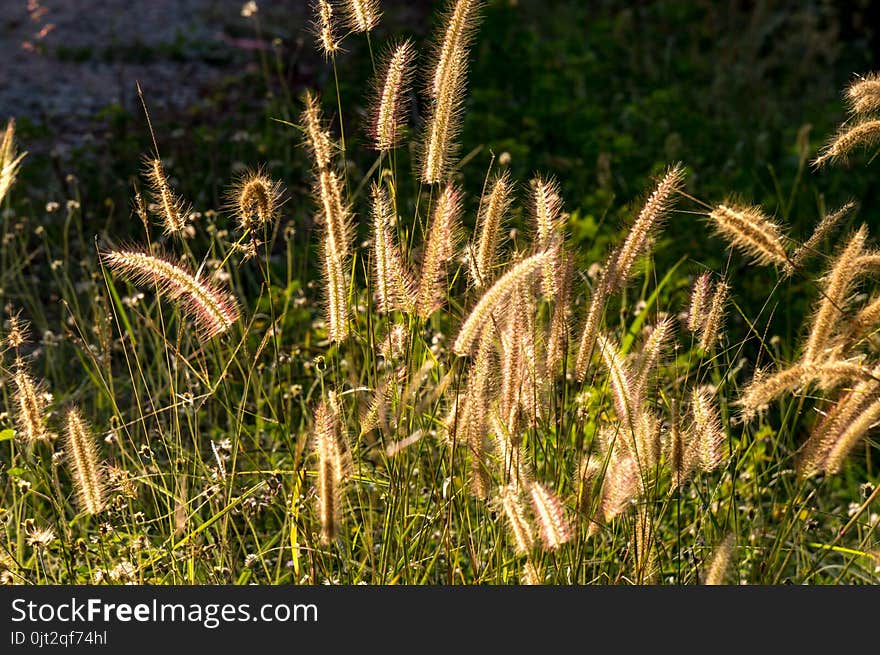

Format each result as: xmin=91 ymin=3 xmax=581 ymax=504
xmin=6 ymin=467 xmax=25 ymax=478
xmin=0 ymin=429 xmax=13 ymax=442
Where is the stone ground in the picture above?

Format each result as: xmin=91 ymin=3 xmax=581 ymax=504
xmin=1 ymin=0 xmax=313 ymax=153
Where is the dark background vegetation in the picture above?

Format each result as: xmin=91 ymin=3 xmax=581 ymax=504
xmin=4 ymin=0 xmax=880 ymax=355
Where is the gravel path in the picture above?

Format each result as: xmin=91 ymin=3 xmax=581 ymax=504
xmin=1 ymin=0 xmax=304 ymax=152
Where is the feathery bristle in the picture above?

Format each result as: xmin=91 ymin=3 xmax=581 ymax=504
xmin=453 ymin=249 xmax=552 ymax=355
xmin=822 ymin=397 xmax=880 ymax=475
xmin=574 ymin=454 xmax=602 ymax=515
xmin=145 ymin=157 xmax=188 ymax=234
xmin=739 ymin=360 xmax=873 ymax=420
xmin=803 ymin=227 xmax=867 ymax=364
xmin=312 ymin=0 xmax=339 ymax=58
xmin=686 ymin=272 xmax=712 ymax=333
xmin=302 ymin=91 xmax=334 ymax=170
xmin=102 ymin=249 xmax=239 ymax=339
xmin=489 ymin=413 xmax=530 ymax=488
xmin=698 ymin=279 xmax=729 ymax=352
xmin=545 ymin=252 xmax=573 ymax=378
xmin=814 ymin=119 xmax=880 ymax=168
xmin=708 ymin=203 xmax=789 ymax=267
xmin=229 ymin=168 xmax=284 ymax=232
xmin=5 ymin=310 xmax=29 ymax=350
xmin=0 ymin=118 xmax=26 ymax=204
xmin=798 ymin=379 xmax=879 ymax=478
xmin=498 ymin=485 xmax=535 ymax=555
xmin=371 ymin=40 xmax=414 ymax=152
xmin=314 ymin=398 xmax=349 ymax=544
xmin=691 ymin=386 xmax=725 ymax=472
xmin=13 ymin=360 xmax=50 ymax=444
xmin=598 ymin=450 xmax=639 ymax=523
xmin=371 ymin=183 xmax=415 ymax=313
xmin=322 ymin=242 xmax=349 ymax=342
xmin=574 ymin=253 xmax=616 ymax=381
xmin=597 ymin=333 xmax=635 ymax=430
xmin=416 ymin=185 xmax=461 ymax=319
xmin=606 ymin=164 xmax=685 ymax=291
xmin=847 ymin=73 xmax=880 ymax=115
xmin=633 ymin=317 xmax=673 ymax=404
xmin=344 ymin=0 xmax=380 ymax=32
xmin=421 ymin=0 xmax=483 ymax=183
xmin=666 ymin=398 xmax=697 ymax=489
xmin=703 ymin=534 xmax=735 ymax=585
xmin=65 ymin=408 xmax=105 ymax=515
xmin=470 ymin=172 xmax=513 ymax=288
xmin=528 ymin=482 xmax=571 ymax=550
xmin=317 ymin=169 xmax=352 ymax=256
xmin=788 ymin=201 xmax=854 ymax=273
xmin=531 ymin=175 xmax=564 ymax=298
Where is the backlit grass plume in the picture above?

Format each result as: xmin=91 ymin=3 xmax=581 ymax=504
xmin=371 ymin=40 xmax=415 ymax=152
xmin=13 ymin=359 xmax=50 ymax=445
xmin=415 ymin=184 xmax=462 ymax=319
xmin=470 ymin=172 xmax=513 ymax=288
xmin=421 ymin=0 xmax=483 ymax=183
xmin=144 ymin=157 xmax=189 ymax=234
xmin=302 ymin=90 xmax=334 ymax=170
xmin=102 ymin=249 xmax=240 ymax=339
xmin=314 ymin=398 xmax=346 ymax=545
xmin=313 ymin=0 xmax=339 ymax=59
xmin=64 ymin=408 xmax=105 ymax=515
xmin=813 ymin=119 xmax=880 ymax=168
xmin=344 ymin=0 xmax=380 ymax=33
xmin=847 ymin=72 xmax=880 ymax=115
xmin=709 ymin=203 xmax=789 ymax=267
xmin=371 ymin=183 xmax=415 ymax=313
xmin=454 ymin=249 xmax=553 ymax=355
xmin=228 ymin=168 xmax=284 ymax=232
xmin=0 ymin=118 xmax=26 ymax=204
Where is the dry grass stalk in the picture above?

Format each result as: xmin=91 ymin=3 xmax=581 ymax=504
xmin=709 ymin=203 xmax=789 ymax=267
xmin=371 ymin=40 xmax=415 ymax=151
xmin=145 ymin=157 xmax=188 ymax=234
xmin=814 ymin=119 xmax=880 ymax=167
xmin=703 ymin=534 xmax=736 ymax=585
xmin=453 ymin=249 xmax=552 ymax=355
xmin=528 ymin=482 xmax=571 ymax=550
xmin=344 ymin=0 xmax=380 ymax=33
xmin=102 ymin=250 xmax=239 ymax=338
xmin=470 ymin=172 xmax=513 ymax=287
xmin=803 ymin=227 xmax=867 ymax=364
xmin=605 ymin=163 xmax=685 ymax=291
xmin=65 ymin=409 xmax=104 ymax=515
xmin=421 ymin=0 xmax=483 ymax=183
xmin=416 ymin=185 xmax=461 ymax=319
xmin=13 ymin=360 xmax=50 ymax=444
xmin=371 ymin=183 xmax=415 ymax=313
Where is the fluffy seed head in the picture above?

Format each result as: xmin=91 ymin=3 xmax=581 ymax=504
xmin=528 ymin=482 xmax=571 ymax=550
xmin=371 ymin=40 xmax=415 ymax=152
xmin=65 ymin=408 xmax=105 ymax=515
xmin=421 ymin=0 xmax=483 ymax=183
xmin=0 ymin=118 xmax=26 ymax=204
xmin=102 ymin=249 xmax=240 ymax=339
xmin=687 ymin=272 xmax=712 ymax=332
xmin=698 ymin=279 xmax=729 ymax=352
xmin=691 ymin=386 xmax=725 ymax=472
xmin=788 ymin=201 xmax=854 ymax=273
xmin=312 ymin=0 xmax=339 ymax=58
xmin=709 ymin=203 xmax=789 ymax=267
xmin=813 ymin=119 xmax=880 ymax=168
xmin=371 ymin=183 xmax=415 ymax=313
xmin=13 ymin=360 xmax=50 ymax=444
xmin=144 ymin=157 xmax=188 ymax=234
xmin=229 ymin=169 xmax=284 ymax=232
xmin=847 ymin=72 xmax=880 ymax=115
xmin=470 ymin=172 xmax=513 ymax=288
xmin=302 ymin=91 xmax=334 ymax=170
xmin=344 ymin=0 xmax=380 ymax=32
xmin=704 ymin=534 xmax=736 ymax=585
xmin=415 ymin=185 xmax=462 ymax=319
xmin=498 ymin=485 xmax=535 ymax=555
xmin=454 ymin=249 xmax=553 ymax=355
xmin=606 ymin=163 xmax=685 ymax=291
